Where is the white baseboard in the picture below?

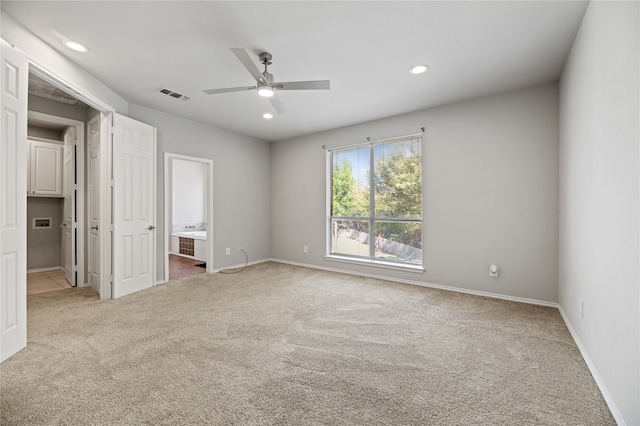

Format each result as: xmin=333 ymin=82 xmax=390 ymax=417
xmin=270 ymin=258 xmax=558 ymax=308
xmin=27 ymin=266 xmax=61 ymax=274
xmin=557 ymin=306 xmax=625 ymax=426
xmin=211 ymin=258 xmax=271 ymax=273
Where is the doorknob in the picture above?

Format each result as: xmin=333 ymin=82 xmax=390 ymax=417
xmin=90 ymin=226 xmax=98 ymax=230
xmin=148 ymin=225 xmax=156 ymax=230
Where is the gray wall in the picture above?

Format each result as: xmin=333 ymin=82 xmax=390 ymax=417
xmin=26 ymin=198 xmax=63 ymax=269
xmin=558 ymin=1 xmax=639 ymax=424
xmin=28 ymin=95 xmax=89 ymax=122
xmin=271 ymin=83 xmax=559 ymax=303
xmin=27 ymin=125 xmax=62 ymax=141
xmin=127 ymin=104 xmax=272 ymax=280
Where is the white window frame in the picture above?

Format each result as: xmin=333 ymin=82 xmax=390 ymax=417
xmin=325 ymin=134 xmax=425 ymax=273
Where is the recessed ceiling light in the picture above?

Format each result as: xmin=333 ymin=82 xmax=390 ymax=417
xmin=63 ymin=40 xmax=89 ymax=53
xmin=262 ymin=113 xmax=273 ymax=120
xmin=409 ymin=64 xmax=428 ymax=75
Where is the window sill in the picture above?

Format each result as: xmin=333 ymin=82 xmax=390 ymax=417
xmin=324 ymin=255 xmax=425 ymax=274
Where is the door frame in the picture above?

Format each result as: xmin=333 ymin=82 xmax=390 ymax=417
xmin=28 ymin=111 xmax=85 ymax=287
xmin=28 ymin=62 xmax=115 ymax=299
xmin=163 ymin=153 xmax=214 ymax=281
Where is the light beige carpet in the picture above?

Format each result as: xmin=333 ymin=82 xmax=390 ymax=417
xmin=1 ymin=262 xmax=614 ymax=425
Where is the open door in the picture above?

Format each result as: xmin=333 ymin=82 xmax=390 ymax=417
xmin=111 ymin=113 xmax=156 ymax=299
xmin=87 ymin=116 xmax=100 ymax=294
xmin=62 ymin=126 xmax=76 ymax=286
xmin=1 ymin=41 xmax=28 ymax=362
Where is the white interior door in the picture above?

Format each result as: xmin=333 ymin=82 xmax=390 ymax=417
xmin=1 ymin=41 xmax=28 ymax=362
xmin=62 ymin=126 xmax=76 ymax=286
xmin=112 ymin=113 xmax=156 ymax=299
xmin=87 ymin=116 xmax=100 ymax=294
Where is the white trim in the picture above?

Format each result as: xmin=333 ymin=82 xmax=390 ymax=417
xmin=163 ymin=153 xmax=214 ymax=282
xmin=27 ymin=266 xmax=61 ymax=274
xmin=210 ymin=258 xmax=270 ymax=273
xmin=99 ymin=112 xmax=112 ymax=299
xmin=151 ymin=128 xmax=158 ymax=288
xmin=272 ymin=258 xmax=557 ymax=307
xmin=325 ymin=254 xmax=424 ymax=273
xmin=558 ymin=306 xmax=626 ymax=425
xmin=326 ymin=132 xmax=423 ymax=152
xmin=325 ymin=135 xmax=425 ymax=269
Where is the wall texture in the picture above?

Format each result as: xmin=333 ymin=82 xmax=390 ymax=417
xmin=26 ymin=197 xmax=63 ymax=269
xmin=171 ymin=159 xmax=206 ymax=230
xmin=558 ymin=1 xmax=639 ymax=424
xmin=127 ymin=104 xmax=272 ymax=280
xmin=271 ymin=83 xmax=559 ymax=303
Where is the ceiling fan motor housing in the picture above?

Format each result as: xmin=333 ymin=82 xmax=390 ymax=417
xmin=259 ymin=52 xmax=273 ymax=65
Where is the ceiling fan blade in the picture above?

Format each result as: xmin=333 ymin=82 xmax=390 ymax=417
xmin=203 ymin=86 xmax=255 ymax=95
xmin=230 ymin=47 xmax=266 ymax=84
xmin=274 ymin=80 xmax=330 ymax=91
xmin=269 ymin=96 xmax=287 ymax=114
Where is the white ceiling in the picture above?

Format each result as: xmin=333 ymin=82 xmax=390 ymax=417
xmin=2 ymin=1 xmax=588 ymax=142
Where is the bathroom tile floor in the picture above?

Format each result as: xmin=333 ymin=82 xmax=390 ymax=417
xmin=27 ymin=269 xmax=72 ymax=295
xmin=169 ymin=254 xmax=207 ymax=281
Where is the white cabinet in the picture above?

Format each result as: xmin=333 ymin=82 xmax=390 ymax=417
xmin=171 ymin=236 xmax=179 ymax=254
xmin=194 ymin=239 xmax=206 ymax=261
xmin=27 ymin=139 xmax=63 ymax=197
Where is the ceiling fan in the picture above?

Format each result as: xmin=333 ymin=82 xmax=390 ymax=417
xmin=203 ymin=48 xmax=330 ymax=114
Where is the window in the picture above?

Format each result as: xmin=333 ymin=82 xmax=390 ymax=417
xmin=327 ymin=134 xmax=423 ymax=269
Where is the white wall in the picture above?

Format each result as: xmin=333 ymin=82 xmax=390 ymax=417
xmin=127 ymin=104 xmax=271 ymax=279
xmin=558 ymin=1 xmax=639 ymax=424
xmin=171 ymin=159 xmax=206 ymax=231
xmin=271 ymin=83 xmax=559 ymax=303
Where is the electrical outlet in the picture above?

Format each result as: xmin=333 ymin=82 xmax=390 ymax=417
xmin=303 ymin=245 xmax=308 ymax=253
xmin=489 ymin=264 xmax=499 ymax=278
xmin=225 ymin=248 xmax=231 ymax=256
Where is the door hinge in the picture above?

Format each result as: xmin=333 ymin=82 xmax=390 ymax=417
xmin=72 ymin=184 xmax=78 ymax=190
xmin=110 ymin=224 xmax=114 ymax=232
xmin=110 ymin=275 xmax=114 ymax=283
xmin=109 ymin=179 xmax=114 ymax=187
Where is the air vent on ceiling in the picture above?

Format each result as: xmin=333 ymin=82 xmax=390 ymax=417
xmin=158 ymin=88 xmax=191 ymax=101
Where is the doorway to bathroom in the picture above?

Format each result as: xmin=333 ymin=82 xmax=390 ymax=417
xmin=164 ymin=153 xmax=214 ymax=281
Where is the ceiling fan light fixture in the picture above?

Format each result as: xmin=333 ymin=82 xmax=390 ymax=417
xmin=262 ymin=113 xmax=273 ymax=120
xmin=410 ymin=64 xmax=428 ymax=75
xmin=257 ymin=84 xmax=275 ymax=98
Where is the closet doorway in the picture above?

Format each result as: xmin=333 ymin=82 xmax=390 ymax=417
xmin=164 ymin=153 xmax=214 ymax=281
xmin=26 ymin=110 xmax=85 ymax=294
